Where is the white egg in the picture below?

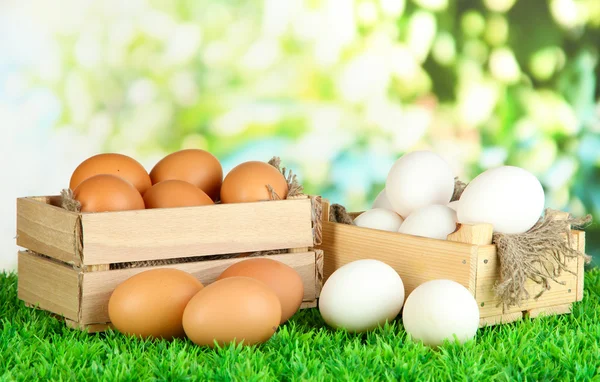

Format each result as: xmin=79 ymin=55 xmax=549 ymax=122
xmin=372 ymin=188 xmax=396 ymax=212
xmin=447 ymin=200 xmax=459 ymax=211
xmin=354 ymin=208 xmax=404 ymax=232
xmin=457 ymin=166 xmax=545 ymax=234
xmin=386 ymin=151 xmax=455 ymax=217
xmin=398 ymin=205 xmax=457 ymax=240
xmin=319 ymin=259 xmax=405 ymax=333
xmin=402 ymin=279 xmax=480 ymax=347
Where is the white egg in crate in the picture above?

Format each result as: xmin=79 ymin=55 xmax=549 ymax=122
xmin=372 ymin=188 xmax=396 ymax=212
xmin=386 ymin=151 xmax=455 ymax=218
xmin=402 ymin=279 xmax=480 ymax=347
xmin=456 ymin=166 xmax=545 ymax=234
xmin=318 ymin=259 xmax=405 ymax=333
xmin=398 ymin=205 xmax=458 ymax=240
xmin=354 ymin=208 xmax=404 ymax=232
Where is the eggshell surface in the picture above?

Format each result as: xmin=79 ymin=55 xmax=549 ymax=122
xmin=143 ymin=180 xmax=214 ymax=209
xmin=108 ymin=269 xmax=204 ymax=340
xmin=398 ymin=205 xmax=457 ymax=240
xmin=70 ymin=153 xmax=152 ymax=194
xmin=353 ymin=208 xmax=404 ymax=232
xmin=183 ymin=277 xmax=281 ymax=347
xmin=386 ymin=151 xmax=455 ymax=217
xmin=319 ymin=259 xmax=405 ymax=333
xmin=150 ymin=149 xmax=223 ymax=201
xmin=457 ymin=166 xmax=545 ymax=234
xmin=402 ymin=279 xmax=480 ymax=347
xmin=217 ymin=258 xmax=304 ymax=324
xmin=372 ymin=189 xmax=395 ymax=212
xmin=220 ymin=161 xmax=288 ymax=203
xmin=73 ymin=174 xmax=145 ymax=212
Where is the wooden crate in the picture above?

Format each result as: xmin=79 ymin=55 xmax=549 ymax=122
xmin=17 ymin=195 xmax=324 ymax=333
xmin=317 ymin=201 xmax=586 ymax=327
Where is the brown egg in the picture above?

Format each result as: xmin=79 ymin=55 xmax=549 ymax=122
xmin=143 ymin=180 xmax=214 ymax=209
xmin=73 ymin=174 xmax=145 ymax=212
xmin=70 ymin=153 xmax=152 ymax=194
xmin=220 ymin=161 xmax=288 ymax=204
xmin=108 ymin=269 xmax=204 ymax=340
xmin=182 ymin=277 xmax=281 ymax=347
xmin=149 ymin=149 xmax=223 ymax=201
xmin=217 ymin=258 xmax=304 ymax=324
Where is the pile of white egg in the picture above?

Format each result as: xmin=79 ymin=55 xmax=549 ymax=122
xmin=318 ymin=150 xmax=547 ymax=347
xmin=361 ymin=150 xmax=545 ymax=237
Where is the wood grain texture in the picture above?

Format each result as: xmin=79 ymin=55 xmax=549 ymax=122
xmin=526 ymin=304 xmax=572 ymax=318
xmin=501 ymin=232 xmax=579 ymax=315
xmin=474 ymin=245 xmax=504 ymax=317
xmin=80 ymin=252 xmax=317 ymax=324
xmin=65 ymin=319 xmax=114 ymax=333
xmin=479 ymin=311 xmax=523 ymax=328
xmin=575 ymin=230 xmax=586 ymax=301
xmin=80 ymin=198 xmax=314 ymax=265
xmin=300 ymin=301 xmax=317 ymax=309
xmin=16 ymin=197 xmax=81 ymax=265
xmin=18 ymin=251 xmax=80 ymax=321
xmin=447 ymin=224 xmax=494 ymax=245
xmin=319 ymin=221 xmax=478 ymax=299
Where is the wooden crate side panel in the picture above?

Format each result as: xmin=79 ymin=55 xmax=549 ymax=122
xmin=16 ymin=197 xmax=81 ymax=265
xmin=80 ymin=252 xmax=317 ymax=324
xmin=575 ymin=230 xmax=586 ymax=301
xmin=81 ymin=198 xmax=314 ymax=265
xmin=477 ymin=231 xmax=581 ymax=318
xmin=319 ymin=221 xmax=478 ymax=298
xmin=502 ymin=231 xmax=579 ymax=314
xmin=473 ymin=246 xmax=504 ymax=317
xmin=17 ymin=251 xmax=80 ymax=321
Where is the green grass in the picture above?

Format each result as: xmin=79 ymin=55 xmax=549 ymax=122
xmin=2 ymin=271 xmax=600 ymax=381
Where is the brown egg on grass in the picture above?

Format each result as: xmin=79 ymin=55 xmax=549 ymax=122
xmin=182 ymin=277 xmax=281 ymax=348
xmin=220 ymin=161 xmax=288 ymax=204
xmin=108 ymin=269 xmax=204 ymax=340
xmin=149 ymin=149 xmax=223 ymax=201
xmin=143 ymin=180 xmax=214 ymax=209
xmin=73 ymin=174 xmax=145 ymax=212
xmin=70 ymin=153 xmax=152 ymax=194
xmin=217 ymin=258 xmax=304 ymax=324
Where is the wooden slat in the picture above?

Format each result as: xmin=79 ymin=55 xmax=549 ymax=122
xmin=447 ymin=223 xmax=494 ymax=245
xmin=479 ymin=311 xmax=523 ymax=328
xmin=80 ymin=252 xmax=317 ymax=324
xmin=65 ymin=319 xmax=114 ymax=333
xmin=18 ymin=251 xmax=80 ymax=321
xmin=575 ymin=230 xmax=586 ymax=301
xmin=80 ymin=198 xmax=314 ymax=265
xmin=300 ymin=301 xmax=317 ymax=309
xmin=474 ymin=245 xmax=504 ymax=317
xmin=16 ymin=197 xmax=81 ymax=265
xmin=526 ymin=303 xmax=572 ymax=318
xmin=319 ymin=221 xmax=478 ymax=298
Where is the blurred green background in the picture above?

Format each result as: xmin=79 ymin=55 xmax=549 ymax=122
xmin=1 ymin=0 xmax=599 ymax=269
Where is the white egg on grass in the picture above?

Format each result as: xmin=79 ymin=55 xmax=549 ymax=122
xmin=319 ymin=259 xmax=405 ymax=333
xmin=386 ymin=151 xmax=455 ymax=217
xmin=372 ymin=188 xmax=396 ymax=212
xmin=457 ymin=166 xmax=545 ymax=234
xmin=354 ymin=208 xmax=404 ymax=232
xmin=398 ymin=205 xmax=458 ymax=240
xmin=402 ymin=279 xmax=480 ymax=347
